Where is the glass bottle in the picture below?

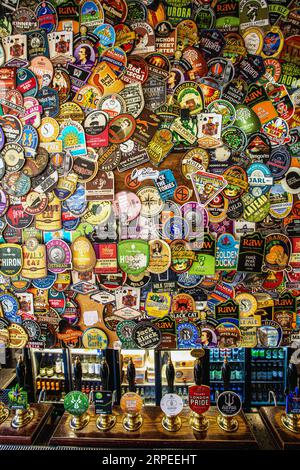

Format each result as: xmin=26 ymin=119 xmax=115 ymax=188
xmin=46 ymin=353 xmax=54 ymax=378
xmin=39 ymin=353 xmax=46 ymax=377
xmin=272 ymin=362 xmax=278 ymax=380
xmin=278 ymin=348 xmax=284 ymax=359
xmin=88 ymin=355 xmax=95 ymax=378
xmin=259 ymin=348 xmax=265 ymax=359
xmin=278 ymin=363 xmax=283 ymax=380
xmin=55 ymin=354 xmax=62 ymax=377
xmin=251 ymin=363 xmax=256 ymax=381
xmin=94 ymin=355 xmax=101 ymax=376
xmin=81 ymin=355 xmax=89 ymax=377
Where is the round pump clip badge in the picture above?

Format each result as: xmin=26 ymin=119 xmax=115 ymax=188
xmin=217 ymin=391 xmax=242 ymax=417
xmin=82 ymin=327 xmax=108 ymax=349
xmin=160 ymin=393 xmax=183 ymax=417
xmin=2 ymin=143 xmax=25 ymax=173
xmin=46 ymin=239 xmax=72 ymax=274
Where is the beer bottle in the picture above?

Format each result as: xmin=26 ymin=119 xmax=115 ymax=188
xmin=51 ymin=380 xmax=55 ymax=401
xmin=39 ymin=353 xmax=47 ymax=377
xmin=46 ymin=380 xmax=50 ymax=399
xmin=55 ymin=381 xmax=60 ymax=400
xmin=94 ymin=355 xmax=101 ymax=376
xmin=46 ymin=354 xmax=54 ymax=378
xmin=81 ymin=355 xmax=89 ymax=377
xmin=88 ymin=355 xmax=95 ymax=378
xmin=61 ymin=381 xmax=66 ymax=400
xmin=55 ymin=354 xmax=62 ymax=377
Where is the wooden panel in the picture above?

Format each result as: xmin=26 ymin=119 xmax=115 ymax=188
xmin=0 ymin=369 xmax=16 ymax=389
xmin=260 ymin=406 xmax=300 ymax=450
xmin=0 ymin=404 xmax=52 ymax=445
xmin=50 ymin=406 xmax=258 ymax=449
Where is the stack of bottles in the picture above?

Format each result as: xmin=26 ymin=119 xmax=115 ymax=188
xmin=250 ymin=348 xmax=286 ymax=405
xmin=37 ymin=352 xmax=66 ymax=402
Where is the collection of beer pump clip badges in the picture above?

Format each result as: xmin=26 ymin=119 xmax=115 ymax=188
xmin=0 ymin=0 xmax=298 ymax=359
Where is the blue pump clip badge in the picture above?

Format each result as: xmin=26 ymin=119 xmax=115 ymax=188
xmin=0 ymin=292 xmax=20 ymax=324
xmin=177 ymin=322 xmax=201 ymax=349
xmin=22 ymin=125 xmax=39 ymax=158
xmin=154 ymin=169 xmax=177 ymax=201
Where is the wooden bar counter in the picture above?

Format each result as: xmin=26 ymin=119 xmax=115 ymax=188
xmin=0 ymin=404 xmax=52 ymax=445
xmin=50 ymin=406 xmax=258 ymax=449
xmin=260 ymin=406 xmax=300 ymax=450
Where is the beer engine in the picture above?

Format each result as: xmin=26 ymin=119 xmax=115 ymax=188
xmin=11 ymin=355 xmax=34 ymax=429
xmin=216 ymin=356 xmax=241 ymax=432
xmin=160 ymin=356 xmax=183 ymax=432
xmin=189 ymin=355 xmax=210 ymax=432
xmin=96 ymin=356 xmax=116 ymax=431
xmin=121 ymin=357 xmax=143 ymax=431
xmin=281 ymin=359 xmax=300 ymax=433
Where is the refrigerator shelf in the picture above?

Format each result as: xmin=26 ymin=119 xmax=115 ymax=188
xmin=36 ymin=375 xmax=65 ymax=380
xmin=252 ymin=401 xmax=285 ymax=406
xmin=210 ymin=380 xmax=244 ymax=383
xmin=76 ymin=378 xmax=102 ymax=382
xmin=251 ymin=380 xmax=284 ymax=383
xmin=38 ymin=400 xmax=64 ymax=405
xmin=250 ymin=359 xmax=284 ymax=363
xmin=210 ymin=360 xmax=245 ymax=363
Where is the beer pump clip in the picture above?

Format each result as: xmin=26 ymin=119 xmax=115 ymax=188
xmin=64 ymin=390 xmax=90 ymax=431
xmin=281 ymin=360 xmax=300 ymax=433
xmin=216 ymin=356 xmax=241 ymax=432
xmin=96 ymin=357 xmax=117 ymax=431
xmin=160 ymin=356 xmax=183 ymax=432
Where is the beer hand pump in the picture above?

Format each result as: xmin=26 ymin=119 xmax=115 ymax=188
xmin=281 ymin=359 xmax=300 ymax=433
xmin=161 ymin=356 xmax=183 ymax=432
xmin=96 ymin=356 xmax=116 ymax=431
xmin=64 ymin=357 xmax=89 ymax=430
xmin=11 ymin=355 xmax=34 ymax=429
xmin=122 ymin=357 xmax=143 ymax=431
xmin=216 ymin=356 xmax=241 ymax=432
xmin=189 ymin=356 xmax=210 ymax=433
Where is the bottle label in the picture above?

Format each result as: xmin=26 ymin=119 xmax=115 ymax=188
xmin=47 ymin=368 xmax=54 ymax=377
